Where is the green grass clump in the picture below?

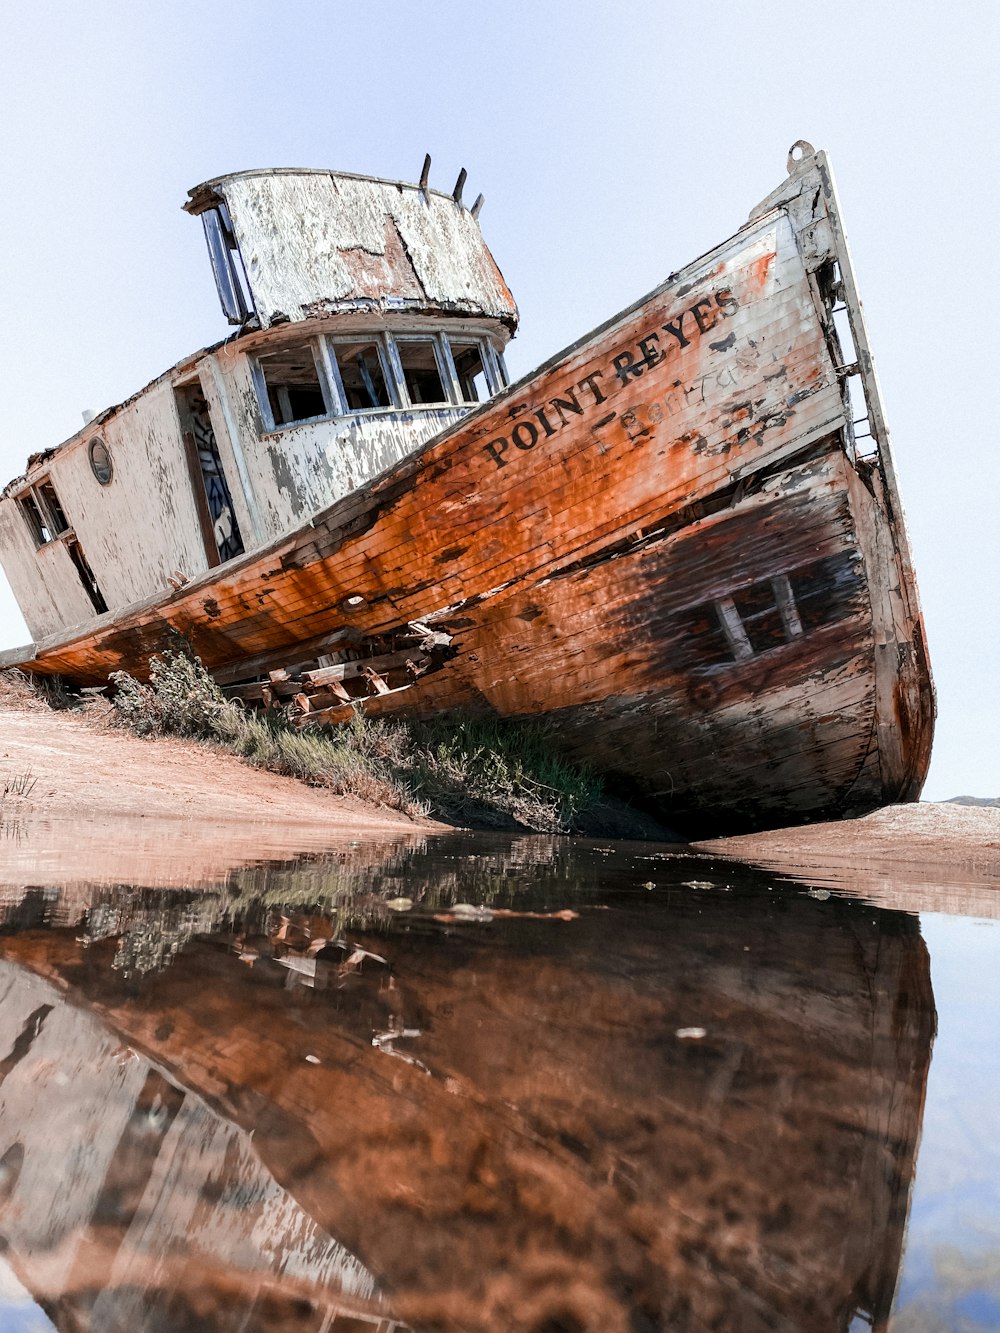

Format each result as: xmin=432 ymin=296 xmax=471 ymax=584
xmin=400 ymin=716 xmax=601 ymax=832
xmin=108 ymin=650 xmax=601 ymax=832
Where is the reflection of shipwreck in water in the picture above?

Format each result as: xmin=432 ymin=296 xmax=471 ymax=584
xmin=0 ymin=841 xmax=935 ymax=1331
xmin=0 ymin=962 xmax=407 ymax=1330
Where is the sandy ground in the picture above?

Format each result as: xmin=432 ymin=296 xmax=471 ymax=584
xmin=0 ymin=690 xmax=431 ymax=889
xmin=0 ymin=701 xmax=422 ymax=829
xmin=3 ymin=682 xmax=998 ymax=913
xmin=695 ymin=803 xmax=1000 ymax=916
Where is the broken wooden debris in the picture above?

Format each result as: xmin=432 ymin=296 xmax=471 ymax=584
xmin=301 ymin=648 xmax=430 ymax=688
xmin=212 ymin=627 xmax=364 ymax=686
xmin=221 ymin=650 xmax=431 ymax=703
xmin=297 ymin=684 xmax=418 ymax=730
xmin=211 ymin=618 xmax=450 ymax=723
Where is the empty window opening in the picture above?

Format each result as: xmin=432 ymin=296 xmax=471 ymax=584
xmin=730 ymin=580 xmax=788 ymax=655
xmin=256 ymin=344 xmax=330 ymax=427
xmin=395 ymin=338 xmax=447 ymax=406
xmin=333 ymin=341 xmax=391 ymax=411
xmin=17 ymin=479 xmax=69 ymax=547
xmin=18 ymin=493 xmax=50 ymax=546
xmin=37 ymin=482 xmax=69 ymax=535
xmin=177 ymin=386 xmax=245 ymax=567
xmin=679 ymin=555 xmax=861 ymax=670
xmin=66 ymin=539 xmax=107 ymax=614
xmin=714 ymin=578 xmax=795 ymax=658
xmin=202 ymin=204 xmax=253 ymax=326
xmin=450 ymin=340 xmax=490 ymax=402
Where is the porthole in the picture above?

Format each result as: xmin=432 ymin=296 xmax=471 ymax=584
xmin=88 ymin=438 xmax=113 ymax=485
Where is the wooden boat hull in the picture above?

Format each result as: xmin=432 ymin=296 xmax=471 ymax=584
xmin=2 ymin=153 xmax=934 ymax=835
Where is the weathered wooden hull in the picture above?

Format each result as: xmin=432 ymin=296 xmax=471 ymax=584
xmin=3 ymin=152 xmax=934 ymax=835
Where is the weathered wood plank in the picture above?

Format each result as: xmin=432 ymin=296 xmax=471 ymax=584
xmin=300 ymin=650 xmax=429 ymax=688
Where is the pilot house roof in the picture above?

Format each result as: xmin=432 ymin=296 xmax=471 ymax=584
xmin=184 ymin=166 xmax=518 ymax=333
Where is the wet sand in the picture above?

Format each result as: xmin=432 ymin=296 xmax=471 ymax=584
xmin=4 ymin=681 xmax=998 ymax=913
xmin=695 ymin=803 xmax=1000 ymax=916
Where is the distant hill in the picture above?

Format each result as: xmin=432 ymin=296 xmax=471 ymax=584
xmin=944 ymin=795 xmax=1000 ymax=808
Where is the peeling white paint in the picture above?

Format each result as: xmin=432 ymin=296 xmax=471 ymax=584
xmin=204 ymin=170 xmax=517 ymax=329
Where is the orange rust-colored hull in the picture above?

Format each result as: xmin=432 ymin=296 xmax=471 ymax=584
xmin=4 ymin=158 xmax=934 ymax=835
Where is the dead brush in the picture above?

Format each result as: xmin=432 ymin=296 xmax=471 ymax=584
xmin=1 ymin=771 xmax=37 ymax=800
xmin=108 ymin=651 xmax=603 ymax=832
xmin=0 ymin=668 xmax=74 ymax=711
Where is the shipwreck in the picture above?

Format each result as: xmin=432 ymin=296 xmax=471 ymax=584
xmin=0 ymin=143 xmax=934 ymax=834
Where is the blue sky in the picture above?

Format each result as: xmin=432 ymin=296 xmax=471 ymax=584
xmin=894 ymin=915 xmax=1000 ymax=1328
xmin=0 ymin=1 xmax=996 ymax=799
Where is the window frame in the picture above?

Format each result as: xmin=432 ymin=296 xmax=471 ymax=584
xmin=251 ymin=329 xmax=507 ymax=434
xmin=88 ymin=437 xmax=114 ymax=486
xmin=390 ymin=333 xmax=453 ymax=409
xmin=444 ymin=336 xmax=505 ymax=404
xmin=251 ymin=341 xmax=337 ymax=432
xmin=16 ymin=478 xmax=71 ymax=548
xmin=325 ymin=335 xmax=400 ymax=415
xmin=202 ymin=204 xmax=254 ymax=327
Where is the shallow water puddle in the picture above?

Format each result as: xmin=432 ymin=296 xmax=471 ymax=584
xmin=0 ymin=829 xmax=996 ymax=1330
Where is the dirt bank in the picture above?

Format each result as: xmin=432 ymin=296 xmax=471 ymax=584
xmin=0 ymin=698 xmax=424 ymax=833
xmin=0 ymin=684 xmax=434 ymax=891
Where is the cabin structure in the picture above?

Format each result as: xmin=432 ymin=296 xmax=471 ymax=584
xmin=0 ymin=164 xmax=515 ymax=641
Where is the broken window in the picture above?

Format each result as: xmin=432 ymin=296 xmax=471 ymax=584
xmin=331 ymin=341 xmax=392 ymax=411
xmin=18 ymin=494 xmax=50 ymax=546
xmin=37 ymin=481 xmax=69 ymax=535
xmin=715 ymin=578 xmax=804 ymax=659
xmin=729 ymin=581 xmax=791 ymax=654
xmin=394 ymin=337 xmax=448 ymax=406
xmin=693 ymin=557 xmax=862 ymax=665
xmin=255 ymin=343 xmax=332 ymax=428
xmin=176 ymin=386 xmax=245 ymax=566
xmin=252 ymin=329 xmax=505 ymax=430
xmin=17 ymin=479 xmax=69 ymax=547
xmin=202 ymin=204 xmax=253 ymax=326
xmin=449 ymin=340 xmax=491 ymax=403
